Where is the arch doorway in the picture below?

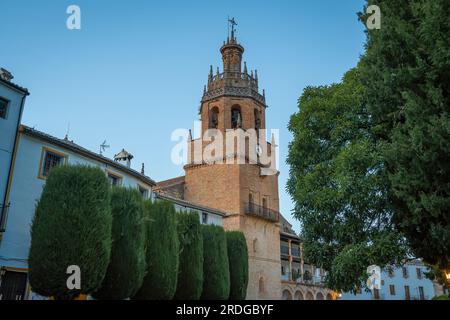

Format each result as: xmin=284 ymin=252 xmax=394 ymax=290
xmin=316 ymin=292 xmax=324 ymax=300
xmin=326 ymin=293 xmax=333 ymax=300
xmin=282 ymin=290 xmax=293 ymax=300
xmin=294 ymin=291 xmax=304 ymax=300
xmin=305 ymin=291 xmax=314 ymax=300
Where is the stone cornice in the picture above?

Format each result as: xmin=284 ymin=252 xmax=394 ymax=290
xmin=202 ymin=86 xmax=267 ymax=107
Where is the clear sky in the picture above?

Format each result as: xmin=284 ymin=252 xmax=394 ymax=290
xmin=0 ymin=0 xmax=366 ymax=232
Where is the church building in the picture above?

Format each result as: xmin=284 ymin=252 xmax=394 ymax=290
xmin=157 ymin=23 xmax=283 ymax=300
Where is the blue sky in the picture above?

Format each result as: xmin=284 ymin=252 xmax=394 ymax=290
xmin=0 ymin=0 xmax=366 ymax=232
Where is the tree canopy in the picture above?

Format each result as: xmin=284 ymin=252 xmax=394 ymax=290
xmin=287 ymin=68 xmax=408 ymax=292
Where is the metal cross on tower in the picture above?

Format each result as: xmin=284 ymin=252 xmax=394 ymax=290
xmin=228 ymin=17 xmax=237 ymax=38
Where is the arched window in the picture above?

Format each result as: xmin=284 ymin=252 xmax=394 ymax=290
xmin=259 ymin=277 xmax=265 ymax=294
xmin=306 ymin=291 xmax=314 ymax=300
xmin=254 ymin=109 xmax=261 ymax=130
xmin=262 ymin=197 xmax=268 ymax=215
xmin=253 ymin=238 xmax=258 ymax=253
xmin=209 ymin=107 xmax=219 ymax=129
xmin=316 ymin=292 xmax=325 ymax=300
xmin=231 ymin=106 xmax=242 ymax=129
xmin=326 ymin=293 xmax=333 ymax=300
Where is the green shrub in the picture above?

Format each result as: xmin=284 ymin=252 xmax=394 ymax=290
xmin=28 ymin=165 xmax=112 ymax=299
xmin=134 ymin=200 xmax=179 ymax=299
xmin=201 ymin=224 xmax=230 ymax=300
xmin=174 ymin=211 xmax=204 ymax=299
xmin=432 ymin=294 xmax=449 ymax=300
xmin=92 ymin=187 xmax=146 ymax=300
xmin=226 ymin=231 xmax=248 ymax=300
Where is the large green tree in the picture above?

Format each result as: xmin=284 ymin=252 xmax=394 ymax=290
xmin=174 ymin=211 xmax=204 ymax=300
xmin=134 ymin=200 xmax=179 ymax=300
xmin=226 ymin=231 xmax=248 ymax=300
xmin=287 ymin=68 xmax=408 ymax=292
xmin=29 ymin=165 xmax=112 ymax=299
xmin=92 ymin=187 xmax=146 ymax=300
xmin=201 ymin=225 xmax=230 ymax=300
xmin=359 ymin=0 xmax=450 ymax=271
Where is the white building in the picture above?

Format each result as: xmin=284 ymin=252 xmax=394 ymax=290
xmin=341 ymin=260 xmax=438 ymax=300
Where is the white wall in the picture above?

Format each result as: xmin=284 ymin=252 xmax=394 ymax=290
xmin=0 ymin=133 xmax=153 ymax=270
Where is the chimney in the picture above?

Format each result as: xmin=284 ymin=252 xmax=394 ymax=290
xmin=113 ymin=149 xmax=133 ymax=168
xmin=0 ymin=68 xmax=14 ymax=81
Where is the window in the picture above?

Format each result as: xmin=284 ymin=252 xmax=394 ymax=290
xmin=138 ymin=185 xmax=149 ymax=198
xmin=416 ymin=268 xmax=422 ymax=279
xmin=0 ymin=271 xmax=28 ymax=300
xmin=201 ymin=212 xmax=208 ymax=224
xmin=209 ymin=107 xmax=219 ymax=129
xmin=404 ymin=286 xmax=410 ymax=300
xmin=254 ymin=109 xmax=261 ymax=130
xmin=253 ymin=238 xmax=258 ymax=253
xmin=0 ymin=97 xmax=9 ymax=119
xmin=373 ymin=288 xmax=380 ymax=300
xmin=402 ymin=267 xmax=409 ymax=278
xmin=262 ymin=197 xmax=267 ymax=211
xmin=387 ymin=266 xmax=395 ymax=277
xmin=231 ymin=106 xmax=242 ymax=129
xmin=107 ymin=172 xmax=122 ymax=186
xmin=419 ymin=286 xmax=425 ymax=300
xmin=39 ymin=148 xmax=66 ymax=178
xmin=389 ymin=285 xmax=396 ymax=295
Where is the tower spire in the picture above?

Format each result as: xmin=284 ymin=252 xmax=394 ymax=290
xmin=228 ymin=17 xmax=237 ymax=41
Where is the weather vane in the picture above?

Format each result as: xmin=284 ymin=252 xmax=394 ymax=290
xmin=228 ymin=17 xmax=237 ymax=38
xmin=99 ymin=140 xmax=110 ymax=155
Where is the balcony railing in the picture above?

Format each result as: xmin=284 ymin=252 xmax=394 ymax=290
xmin=245 ymin=202 xmax=279 ymax=222
xmin=280 ymin=272 xmax=325 ymax=285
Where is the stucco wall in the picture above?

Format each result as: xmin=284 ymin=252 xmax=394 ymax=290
xmin=0 ymin=133 xmax=153 ymax=270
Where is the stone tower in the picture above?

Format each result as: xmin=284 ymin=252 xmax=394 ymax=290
xmin=183 ymin=23 xmax=282 ymax=300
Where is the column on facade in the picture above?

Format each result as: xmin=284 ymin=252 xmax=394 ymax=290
xmin=288 ymin=239 xmax=292 ymax=281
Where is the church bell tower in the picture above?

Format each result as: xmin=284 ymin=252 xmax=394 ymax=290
xmin=183 ymin=19 xmax=281 ymax=300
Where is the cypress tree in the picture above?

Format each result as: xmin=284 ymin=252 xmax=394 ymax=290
xmin=174 ymin=211 xmax=204 ymax=300
xmin=134 ymin=200 xmax=179 ymax=300
xmin=226 ymin=231 xmax=248 ymax=300
xmin=201 ymin=224 xmax=230 ymax=300
xmin=92 ymin=187 xmax=146 ymax=300
xmin=28 ymin=165 xmax=112 ymax=299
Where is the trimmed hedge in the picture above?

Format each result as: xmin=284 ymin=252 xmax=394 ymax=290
xmin=201 ymin=224 xmax=230 ymax=300
xmin=134 ymin=200 xmax=179 ymax=300
xmin=174 ymin=211 xmax=204 ymax=300
xmin=28 ymin=165 xmax=112 ymax=299
xmin=92 ymin=187 xmax=146 ymax=300
xmin=226 ymin=231 xmax=248 ymax=300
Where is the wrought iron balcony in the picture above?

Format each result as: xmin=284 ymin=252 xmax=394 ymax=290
xmin=244 ymin=202 xmax=279 ymax=222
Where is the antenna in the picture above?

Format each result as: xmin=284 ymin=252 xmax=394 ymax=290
xmin=99 ymin=140 xmax=110 ymax=155
xmin=64 ymin=122 xmax=71 ymax=140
